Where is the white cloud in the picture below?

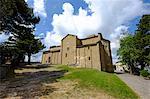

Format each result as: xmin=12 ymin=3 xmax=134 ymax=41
xmin=33 ymin=0 xmax=47 ymax=17
xmin=110 ymin=25 xmax=129 ymax=50
xmin=44 ymin=31 xmax=62 ymax=47
xmin=44 ymin=0 xmax=150 ymax=63
xmin=110 ymin=25 xmax=129 ymax=63
xmin=25 ymin=52 xmax=42 ymax=62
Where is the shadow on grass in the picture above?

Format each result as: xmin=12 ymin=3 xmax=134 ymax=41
xmin=16 ymin=64 xmax=52 ymax=69
xmin=0 ymin=67 xmax=68 ymax=99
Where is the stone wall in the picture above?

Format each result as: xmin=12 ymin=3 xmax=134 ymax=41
xmin=42 ymin=52 xmax=50 ymax=64
xmin=50 ymin=51 xmax=61 ymax=64
xmin=62 ymin=35 xmax=77 ymax=65
xmin=101 ymin=40 xmax=113 ymax=72
xmin=77 ymin=43 xmax=101 ymax=70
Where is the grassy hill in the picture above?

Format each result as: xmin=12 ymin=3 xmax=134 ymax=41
xmin=58 ymin=65 xmax=139 ymax=99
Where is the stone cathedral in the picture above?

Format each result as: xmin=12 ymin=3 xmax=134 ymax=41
xmin=42 ymin=33 xmax=113 ymax=72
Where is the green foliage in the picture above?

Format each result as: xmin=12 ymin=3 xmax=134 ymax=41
xmin=134 ymin=15 xmax=150 ymax=67
xmin=57 ymin=65 xmax=75 ymax=71
xmin=0 ymin=0 xmax=45 ymax=65
xmin=117 ymin=35 xmax=137 ymax=73
xmin=58 ymin=65 xmax=139 ymax=99
xmin=0 ymin=0 xmax=38 ymax=32
xmin=117 ymin=15 xmax=150 ymax=73
xmin=140 ymin=70 xmax=150 ymax=77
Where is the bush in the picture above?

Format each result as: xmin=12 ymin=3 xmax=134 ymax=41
xmin=140 ymin=70 xmax=149 ymax=77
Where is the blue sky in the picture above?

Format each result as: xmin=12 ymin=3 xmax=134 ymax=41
xmin=0 ymin=0 xmax=150 ymax=63
xmin=27 ymin=0 xmax=89 ymax=37
xmin=26 ymin=0 xmax=150 ymax=36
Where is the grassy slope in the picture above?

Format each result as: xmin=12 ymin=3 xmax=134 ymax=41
xmin=57 ymin=65 xmax=139 ymax=99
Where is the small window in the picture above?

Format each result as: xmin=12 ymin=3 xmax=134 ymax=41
xmin=67 ymin=47 xmax=69 ymax=51
xmin=88 ymin=46 xmax=90 ymax=49
xmin=65 ymin=53 xmax=67 ymax=57
xmin=89 ymin=57 xmax=90 ymax=60
xmin=48 ymin=57 xmax=50 ymax=63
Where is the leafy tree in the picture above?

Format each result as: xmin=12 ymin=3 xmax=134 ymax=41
xmin=5 ymin=14 xmax=44 ymax=65
xmin=0 ymin=41 xmax=23 ymax=65
xmin=0 ymin=0 xmax=45 ymax=65
xmin=0 ymin=0 xmax=30 ymax=32
xmin=117 ymin=35 xmax=137 ymax=74
xmin=16 ymin=35 xmax=45 ymax=64
xmin=117 ymin=15 xmax=150 ymax=74
xmin=134 ymin=15 xmax=150 ymax=69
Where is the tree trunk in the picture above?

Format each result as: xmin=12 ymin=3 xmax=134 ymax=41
xmin=140 ymin=62 xmax=145 ymax=70
xmin=129 ymin=65 xmax=135 ymax=74
xmin=28 ymin=53 xmax=31 ymax=65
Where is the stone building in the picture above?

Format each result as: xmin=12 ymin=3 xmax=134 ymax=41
xmin=42 ymin=33 xmax=113 ymax=72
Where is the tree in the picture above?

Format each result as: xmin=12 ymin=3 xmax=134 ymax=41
xmin=0 ymin=41 xmax=22 ymax=65
xmin=117 ymin=35 xmax=138 ymax=74
xmin=0 ymin=0 xmax=30 ymax=32
xmin=5 ymin=13 xmax=44 ymax=65
xmin=27 ymin=39 xmax=45 ymax=64
xmin=117 ymin=15 xmax=150 ymax=74
xmin=0 ymin=0 xmax=44 ymax=65
xmin=16 ymin=35 xmax=45 ymax=65
xmin=134 ymin=15 xmax=150 ymax=69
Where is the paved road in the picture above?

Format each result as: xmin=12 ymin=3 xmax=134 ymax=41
xmin=117 ymin=74 xmax=150 ymax=99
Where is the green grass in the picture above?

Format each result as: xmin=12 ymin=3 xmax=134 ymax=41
xmin=57 ymin=65 xmax=139 ymax=99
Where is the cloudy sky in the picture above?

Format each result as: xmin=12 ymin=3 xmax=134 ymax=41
xmin=1 ymin=0 xmax=150 ymax=63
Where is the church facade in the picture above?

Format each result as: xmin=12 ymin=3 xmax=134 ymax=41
xmin=42 ymin=33 xmax=113 ymax=72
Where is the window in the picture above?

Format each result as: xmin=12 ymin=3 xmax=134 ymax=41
xmin=89 ymin=57 xmax=90 ymax=60
xmin=67 ymin=47 xmax=69 ymax=51
xmin=88 ymin=46 xmax=90 ymax=49
xmin=65 ymin=53 xmax=67 ymax=57
xmin=48 ymin=57 xmax=50 ymax=63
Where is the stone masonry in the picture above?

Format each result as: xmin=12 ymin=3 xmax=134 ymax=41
xmin=42 ymin=33 xmax=113 ymax=72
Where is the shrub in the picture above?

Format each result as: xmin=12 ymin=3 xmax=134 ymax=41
xmin=140 ymin=70 xmax=149 ymax=77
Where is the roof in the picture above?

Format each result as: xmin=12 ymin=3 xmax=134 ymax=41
xmin=80 ymin=35 xmax=98 ymax=40
xmin=46 ymin=33 xmax=110 ymax=50
xmin=102 ymin=38 xmax=110 ymax=42
xmin=77 ymin=43 xmax=97 ymax=48
xmin=50 ymin=50 xmax=60 ymax=52
xmin=62 ymin=34 xmax=77 ymax=41
xmin=79 ymin=33 xmax=103 ymax=40
xmin=43 ymin=50 xmax=50 ymax=54
xmin=77 ymin=41 xmax=102 ymax=48
xmin=50 ymin=46 xmax=61 ymax=48
xmin=43 ymin=49 xmax=60 ymax=54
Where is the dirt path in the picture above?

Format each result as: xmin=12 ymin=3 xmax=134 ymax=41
xmin=0 ymin=65 xmax=66 ymax=99
xmin=0 ymin=65 xmax=114 ymax=99
xmin=117 ymin=73 xmax=150 ymax=99
xmin=40 ymin=80 xmax=114 ymax=99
